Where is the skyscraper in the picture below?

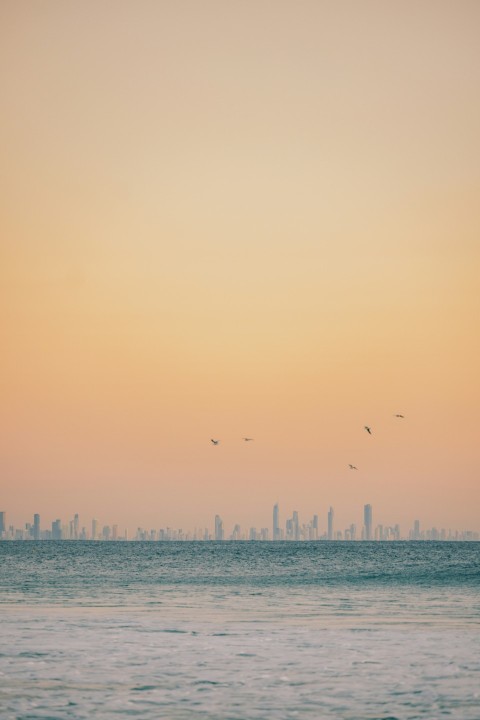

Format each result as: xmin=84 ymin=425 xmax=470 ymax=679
xmin=0 ymin=512 xmax=5 ymax=537
xmin=364 ymin=504 xmax=373 ymax=541
xmin=74 ymin=513 xmax=79 ymax=540
xmin=273 ymin=503 xmax=280 ymax=541
xmin=91 ymin=518 xmax=98 ymax=541
xmin=33 ymin=514 xmax=40 ymax=541
xmin=293 ymin=511 xmax=299 ymax=541
xmin=286 ymin=517 xmax=293 ymax=540
xmin=214 ymin=515 xmax=224 ymax=541
xmin=328 ymin=506 xmax=334 ymax=540
xmin=413 ymin=519 xmax=420 ymax=540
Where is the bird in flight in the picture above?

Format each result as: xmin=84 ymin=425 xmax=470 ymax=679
xmin=349 ymin=464 xmax=358 ymax=470
xmin=243 ymin=438 xmax=254 ymax=442
xmin=364 ymin=426 xmax=372 ymax=434
xmin=210 ymin=439 xmax=220 ymax=445
xmin=394 ymin=414 xmax=405 ymax=418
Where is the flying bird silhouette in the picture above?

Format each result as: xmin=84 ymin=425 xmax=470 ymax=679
xmin=243 ymin=438 xmax=254 ymax=442
xmin=210 ymin=439 xmax=219 ymax=445
xmin=394 ymin=414 xmax=405 ymax=418
xmin=364 ymin=426 xmax=372 ymax=435
xmin=349 ymin=464 xmax=358 ymax=470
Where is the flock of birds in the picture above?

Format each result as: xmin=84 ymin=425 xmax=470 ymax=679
xmin=210 ymin=438 xmax=254 ymax=445
xmin=210 ymin=414 xmax=405 ymax=470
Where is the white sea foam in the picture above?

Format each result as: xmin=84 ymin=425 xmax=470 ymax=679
xmin=0 ymin=542 xmax=479 ymax=719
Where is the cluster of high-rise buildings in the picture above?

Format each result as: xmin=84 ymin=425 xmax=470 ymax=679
xmin=0 ymin=507 xmax=478 ymax=542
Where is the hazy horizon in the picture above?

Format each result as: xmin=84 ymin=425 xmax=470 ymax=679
xmin=2 ymin=496 xmax=479 ymax=540
xmin=1 ymin=1 xmax=479 ymax=532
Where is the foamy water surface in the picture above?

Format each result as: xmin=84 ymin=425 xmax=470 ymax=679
xmin=0 ymin=542 xmax=479 ymax=719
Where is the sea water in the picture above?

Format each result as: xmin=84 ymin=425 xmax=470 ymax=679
xmin=0 ymin=542 xmax=479 ymax=719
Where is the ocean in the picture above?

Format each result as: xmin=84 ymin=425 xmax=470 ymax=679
xmin=0 ymin=542 xmax=479 ymax=719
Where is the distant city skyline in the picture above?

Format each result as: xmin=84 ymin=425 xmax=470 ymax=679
xmin=1 ymin=505 xmax=478 ymax=543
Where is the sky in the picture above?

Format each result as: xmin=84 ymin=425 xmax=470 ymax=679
xmin=1 ymin=0 xmax=479 ymax=535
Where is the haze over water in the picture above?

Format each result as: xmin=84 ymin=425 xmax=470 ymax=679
xmin=1 ymin=542 xmax=479 ymax=719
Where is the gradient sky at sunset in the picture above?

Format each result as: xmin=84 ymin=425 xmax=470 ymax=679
xmin=1 ymin=1 xmax=479 ymax=534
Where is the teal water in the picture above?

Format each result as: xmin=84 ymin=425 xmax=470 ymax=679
xmin=1 ymin=542 xmax=479 ymax=718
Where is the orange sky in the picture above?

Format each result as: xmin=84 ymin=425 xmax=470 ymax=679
xmin=1 ymin=0 xmax=479 ymax=535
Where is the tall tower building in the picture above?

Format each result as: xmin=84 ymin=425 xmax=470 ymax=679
xmin=285 ymin=518 xmax=293 ymax=540
xmin=328 ymin=506 xmax=334 ymax=540
xmin=293 ymin=511 xmax=299 ymax=540
xmin=413 ymin=519 xmax=420 ymax=540
xmin=33 ymin=514 xmax=40 ymax=540
xmin=91 ymin=518 xmax=98 ymax=541
xmin=0 ymin=511 xmax=6 ymax=537
xmin=364 ymin=504 xmax=373 ymax=541
xmin=273 ymin=503 xmax=280 ymax=541
xmin=214 ymin=515 xmax=224 ymax=541
xmin=74 ymin=514 xmax=79 ymax=540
